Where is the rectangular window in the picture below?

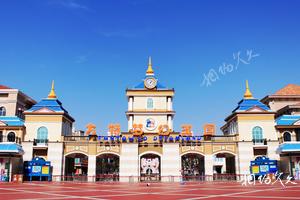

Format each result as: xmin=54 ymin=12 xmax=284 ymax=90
xmin=0 ymin=93 xmax=9 ymax=97
xmin=296 ymin=129 xmax=300 ymax=141
xmin=253 ymin=149 xmax=267 ymax=156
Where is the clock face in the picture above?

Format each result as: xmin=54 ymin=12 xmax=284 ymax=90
xmin=144 ymin=77 xmax=157 ymax=89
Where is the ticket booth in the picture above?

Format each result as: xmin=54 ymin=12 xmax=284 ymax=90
xmin=250 ymin=156 xmax=278 ymax=178
xmin=24 ymin=157 xmax=52 ymax=181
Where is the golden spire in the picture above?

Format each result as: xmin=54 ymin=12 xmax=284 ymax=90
xmin=146 ymin=56 xmax=154 ymax=75
xmin=47 ymin=80 xmax=57 ymax=99
xmin=244 ymin=80 xmax=253 ymax=99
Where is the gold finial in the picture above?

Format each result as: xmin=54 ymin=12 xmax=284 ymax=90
xmin=146 ymin=56 xmax=154 ymax=75
xmin=244 ymin=80 xmax=253 ymax=99
xmin=48 ymin=80 xmax=57 ymax=99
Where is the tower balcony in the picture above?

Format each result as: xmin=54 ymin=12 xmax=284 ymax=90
xmin=33 ymin=139 xmax=48 ymax=148
xmin=252 ymin=138 xmax=268 ymax=147
xmin=126 ymin=109 xmax=175 ymax=116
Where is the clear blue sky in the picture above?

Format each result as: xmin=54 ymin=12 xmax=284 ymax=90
xmin=1 ymin=0 xmax=300 ymax=134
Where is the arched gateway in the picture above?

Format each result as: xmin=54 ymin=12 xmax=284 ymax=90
xmin=213 ymin=152 xmax=236 ymax=180
xmin=181 ymin=153 xmax=205 ymax=181
xmin=140 ymin=153 xmax=161 ymax=182
xmin=96 ymin=153 xmax=119 ymax=181
xmin=64 ymin=153 xmax=88 ymax=181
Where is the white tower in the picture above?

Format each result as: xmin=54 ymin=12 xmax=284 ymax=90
xmin=126 ymin=57 xmax=175 ymax=133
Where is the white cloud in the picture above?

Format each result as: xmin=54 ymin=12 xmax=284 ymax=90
xmin=49 ymin=0 xmax=90 ymax=11
xmin=75 ymin=55 xmax=88 ymax=64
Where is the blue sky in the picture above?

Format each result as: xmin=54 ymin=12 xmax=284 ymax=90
xmin=1 ymin=0 xmax=300 ymax=134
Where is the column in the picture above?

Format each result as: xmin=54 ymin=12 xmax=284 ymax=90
xmin=167 ymin=97 xmax=172 ymax=111
xmin=161 ymin=143 xmax=181 ymax=182
xmin=88 ymin=155 xmax=96 ymax=182
xmin=167 ymin=115 xmax=173 ymax=131
xmin=237 ymin=142 xmax=253 ymax=175
xmin=22 ymin=141 xmax=33 ymax=161
xmin=9 ymin=157 xmax=12 ymax=182
xmin=205 ymin=155 xmax=213 ymax=181
xmin=119 ymin=143 xmax=139 ymax=182
xmin=128 ymin=115 xmax=133 ymax=131
xmin=47 ymin=142 xmax=64 ymax=181
xmin=235 ymin=155 xmax=241 ymax=180
xmin=128 ymin=97 xmax=133 ymax=111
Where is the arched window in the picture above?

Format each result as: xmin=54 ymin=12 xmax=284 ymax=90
xmin=147 ymin=98 xmax=153 ymax=109
xmin=283 ymin=132 xmax=291 ymax=142
xmin=252 ymin=126 xmax=263 ymax=143
xmin=0 ymin=107 xmax=6 ymax=116
xmin=7 ymin=132 xmax=15 ymax=142
xmin=37 ymin=127 xmax=48 ymax=143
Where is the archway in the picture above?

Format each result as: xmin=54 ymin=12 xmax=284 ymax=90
xmin=96 ymin=153 xmax=119 ymax=181
xmin=64 ymin=153 xmax=88 ymax=181
xmin=181 ymin=153 xmax=205 ymax=181
xmin=140 ymin=153 xmax=161 ymax=182
xmin=213 ymin=152 xmax=236 ymax=180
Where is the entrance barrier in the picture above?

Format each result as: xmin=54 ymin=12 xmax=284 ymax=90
xmin=95 ymin=174 xmax=119 ymax=181
xmin=48 ymin=174 xmax=242 ymax=183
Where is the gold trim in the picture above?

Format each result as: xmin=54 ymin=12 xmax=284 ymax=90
xmin=126 ymin=90 xmax=174 ymax=96
xmin=237 ymin=115 xmax=274 ymax=121
xmin=25 ymin=115 xmax=63 ymax=122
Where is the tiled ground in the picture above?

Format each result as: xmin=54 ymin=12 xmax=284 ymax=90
xmin=0 ymin=181 xmax=299 ymax=200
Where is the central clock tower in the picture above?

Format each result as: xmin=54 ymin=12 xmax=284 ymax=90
xmin=126 ymin=57 xmax=175 ymax=133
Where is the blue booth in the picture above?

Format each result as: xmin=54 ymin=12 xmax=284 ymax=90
xmin=250 ymin=156 xmax=278 ymax=177
xmin=24 ymin=157 xmax=52 ymax=181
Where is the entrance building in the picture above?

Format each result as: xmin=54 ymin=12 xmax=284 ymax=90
xmin=2 ymin=58 xmax=300 ymax=182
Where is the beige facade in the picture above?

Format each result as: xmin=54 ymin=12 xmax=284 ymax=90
xmin=0 ymin=86 xmax=36 ymax=118
xmin=0 ymin=85 xmax=36 ymax=182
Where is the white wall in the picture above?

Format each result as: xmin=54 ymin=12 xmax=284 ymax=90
xmin=161 ymin=143 xmax=180 ymax=182
xmin=237 ymin=142 xmax=253 ymax=174
xmin=47 ymin=142 xmax=63 ymax=180
xmin=22 ymin=141 xmax=33 ymax=161
xmin=133 ymin=96 xmax=167 ymax=110
xmin=205 ymin=155 xmax=213 ymax=180
xmin=88 ymin=155 xmax=96 ymax=182
xmin=119 ymin=143 xmax=139 ymax=182
xmin=134 ymin=115 xmax=168 ymax=133
xmin=267 ymin=141 xmax=280 ymax=160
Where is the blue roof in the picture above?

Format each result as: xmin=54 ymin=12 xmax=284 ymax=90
xmin=276 ymin=115 xmax=300 ymax=125
xmin=278 ymin=143 xmax=300 ymax=152
xmin=232 ymin=99 xmax=270 ymax=113
xmin=0 ymin=116 xmax=24 ymax=126
xmin=133 ymin=75 xmax=167 ymax=89
xmin=0 ymin=143 xmax=24 ymax=154
xmin=27 ymin=98 xmax=68 ymax=113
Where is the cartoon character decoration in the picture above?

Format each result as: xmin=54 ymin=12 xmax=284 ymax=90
xmin=141 ymin=157 xmax=159 ymax=174
xmin=158 ymin=124 xmax=170 ymax=136
xmin=108 ymin=124 xmax=121 ymax=136
xmin=145 ymin=118 xmax=156 ymax=131
xmin=181 ymin=124 xmax=192 ymax=136
xmin=203 ymin=124 xmax=215 ymax=136
xmin=130 ymin=124 xmax=143 ymax=136
xmin=85 ymin=123 xmax=96 ymax=136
